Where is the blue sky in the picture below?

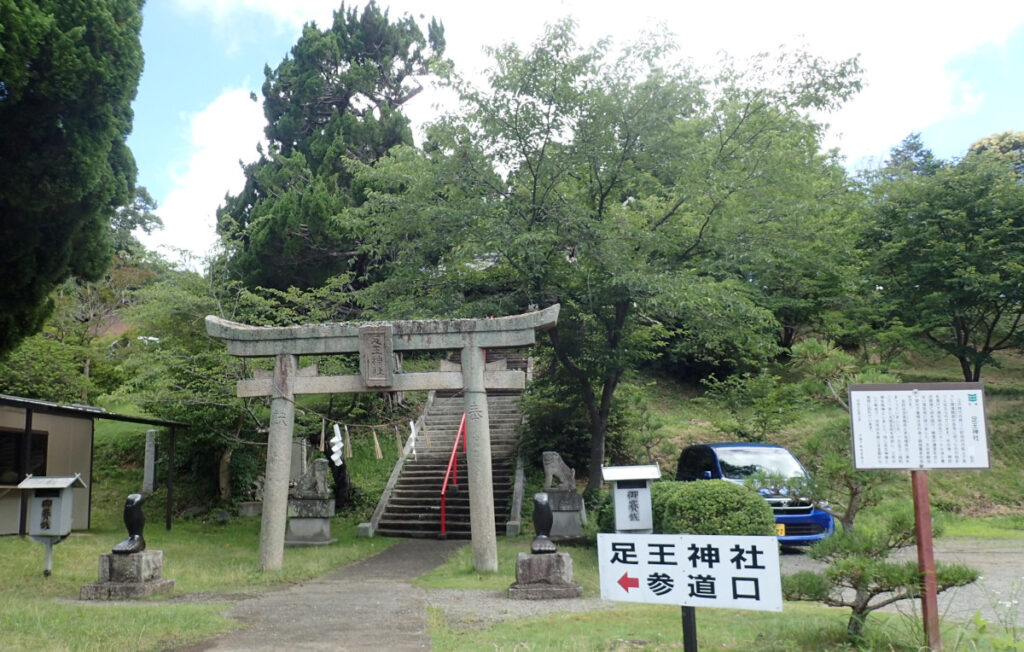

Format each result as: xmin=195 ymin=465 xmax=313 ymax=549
xmin=127 ymin=1 xmax=1024 ymax=261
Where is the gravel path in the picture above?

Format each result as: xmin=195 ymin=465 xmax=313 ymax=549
xmin=779 ymin=537 xmax=1024 ymax=624
xmin=177 ymin=539 xmax=466 ymax=651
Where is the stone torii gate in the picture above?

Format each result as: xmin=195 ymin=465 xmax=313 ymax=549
xmin=205 ymin=305 xmax=559 ymax=572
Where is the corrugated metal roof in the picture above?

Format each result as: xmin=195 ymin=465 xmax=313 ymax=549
xmin=17 ymin=474 xmax=87 ymax=489
xmin=0 ymin=394 xmax=187 ymax=428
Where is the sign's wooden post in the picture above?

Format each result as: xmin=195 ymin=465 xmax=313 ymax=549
xmin=912 ymin=470 xmax=940 ymax=650
xmin=206 ymin=305 xmax=559 ymax=572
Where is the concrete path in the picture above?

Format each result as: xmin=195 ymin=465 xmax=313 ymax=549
xmin=182 ymin=539 xmax=466 ymax=652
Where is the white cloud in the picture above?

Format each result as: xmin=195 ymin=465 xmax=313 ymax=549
xmin=141 ymin=88 xmax=266 ymax=265
xmin=153 ymin=1 xmax=1024 ymax=260
xmin=170 ymin=1 xmax=1024 ymax=164
xmin=172 ymin=0 xmax=337 ymax=29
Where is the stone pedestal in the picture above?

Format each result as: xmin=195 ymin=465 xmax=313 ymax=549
xmin=238 ymin=501 xmax=262 ymax=517
xmin=80 ymin=550 xmax=174 ymax=600
xmin=508 ymin=551 xmax=583 ymax=600
xmin=285 ymin=459 xmax=336 ymax=547
xmin=547 ymin=490 xmax=584 ymax=540
xmin=285 ymin=497 xmax=336 ymax=546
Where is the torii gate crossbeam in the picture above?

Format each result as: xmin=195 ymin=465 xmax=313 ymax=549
xmin=206 ymin=305 xmax=559 ymax=572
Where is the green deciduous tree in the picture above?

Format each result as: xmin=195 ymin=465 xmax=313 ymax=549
xmin=354 ymin=22 xmax=860 ymax=488
xmin=217 ymin=1 xmax=444 ymax=291
xmin=699 ymin=370 xmax=800 ymax=443
xmin=116 ymin=267 xmax=272 ymax=503
xmin=0 ymin=0 xmax=144 ymax=355
xmin=866 ymin=138 xmax=1024 ymax=381
xmin=968 ymin=130 xmax=1024 ymax=175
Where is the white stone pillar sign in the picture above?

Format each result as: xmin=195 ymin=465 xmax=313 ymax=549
xmin=848 ymin=383 xmax=989 ymax=470
xmin=143 ymin=429 xmax=156 ymax=493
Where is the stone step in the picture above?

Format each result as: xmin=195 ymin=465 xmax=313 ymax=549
xmin=372 ymin=524 xmax=498 ymax=540
xmin=396 ymin=473 xmax=514 ymax=485
xmin=399 ymin=459 xmax=515 ymax=472
xmin=383 ymin=501 xmax=510 ymax=515
xmin=390 ymin=487 xmax=511 ymax=501
xmin=375 ymin=386 xmax=522 ymax=539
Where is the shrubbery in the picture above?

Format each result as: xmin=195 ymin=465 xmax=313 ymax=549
xmin=594 ymin=480 xmax=776 ymax=536
xmin=652 ymin=480 xmax=776 ymax=536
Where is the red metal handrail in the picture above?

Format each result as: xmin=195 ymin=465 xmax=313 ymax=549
xmin=440 ymin=412 xmax=467 ymax=536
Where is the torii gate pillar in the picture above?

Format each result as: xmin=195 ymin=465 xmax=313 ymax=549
xmin=263 ymin=354 xmax=297 ymax=571
xmin=206 ymin=305 xmax=559 ymax=572
xmin=461 ymin=345 xmax=497 ymax=571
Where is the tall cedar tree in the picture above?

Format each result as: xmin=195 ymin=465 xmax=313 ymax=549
xmin=217 ymin=2 xmax=444 ymax=293
xmin=0 ymin=0 xmax=144 ymax=356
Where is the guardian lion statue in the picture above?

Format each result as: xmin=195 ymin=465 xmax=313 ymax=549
xmin=542 ymin=451 xmax=575 ymax=491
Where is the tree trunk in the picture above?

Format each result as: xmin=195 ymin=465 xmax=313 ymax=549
xmin=547 ymin=304 xmax=630 ymax=491
xmin=587 ymin=415 xmax=609 ymax=492
xmin=957 ymin=355 xmax=974 ymax=383
xmin=847 ymin=612 xmax=866 ymax=638
xmin=218 ymin=448 xmax=233 ymax=502
xmin=81 ymin=357 xmax=91 ymax=403
xmin=586 ymin=373 xmax=622 ymax=491
xmin=779 ymin=323 xmax=799 ymax=350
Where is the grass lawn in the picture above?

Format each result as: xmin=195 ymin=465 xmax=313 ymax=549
xmin=0 ymin=514 xmax=396 ymax=651
xmin=426 ymin=602 xmax=969 ymax=651
xmin=0 ymin=416 xmax=397 ymax=651
xmin=417 ymin=536 xmax=1013 ymax=651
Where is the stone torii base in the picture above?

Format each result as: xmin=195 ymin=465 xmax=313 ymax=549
xmin=206 ymin=305 xmax=559 ymax=572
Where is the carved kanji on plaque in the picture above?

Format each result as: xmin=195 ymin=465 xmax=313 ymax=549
xmin=359 ymin=324 xmax=393 ymax=387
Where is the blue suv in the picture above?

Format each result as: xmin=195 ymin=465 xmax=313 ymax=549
xmin=675 ymin=443 xmax=834 ymax=546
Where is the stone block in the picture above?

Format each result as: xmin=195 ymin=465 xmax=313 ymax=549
xmin=288 ymin=498 xmax=334 ymax=518
xmin=80 ymin=578 xmax=175 ymax=600
xmin=508 ymin=551 xmax=583 ymax=600
xmin=357 ymin=522 xmax=373 ymax=537
xmin=98 ymin=550 xmax=164 ymax=583
xmin=547 ymin=490 xmax=584 ymax=511
xmin=551 ymin=511 xmax=583 ymax=539
xmin=237 ymin=501 xmax=262 ymax=517
xmin=285 ymin=517 xmax=336 ymax=546
xmin=81 ymin=550 xmax=174 ymax=601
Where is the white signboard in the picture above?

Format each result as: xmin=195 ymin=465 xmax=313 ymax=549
xmin=613 ymin=484 xmax=653 ymax=532
xmin=848 ymin=383 xmax=989 ymax=470
xmin=597 ymin=533 xmax=782 ymax=612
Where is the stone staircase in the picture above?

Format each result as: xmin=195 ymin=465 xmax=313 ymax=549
xmin=373 ymin=392 xmax=523 ymax=539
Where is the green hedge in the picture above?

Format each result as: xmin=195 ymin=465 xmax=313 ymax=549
xmin=651 ymin=480 xmax=775 ymax=536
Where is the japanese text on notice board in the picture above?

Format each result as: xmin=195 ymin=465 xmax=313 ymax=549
xmin=848 ymin=383 xmax=989 ymax=470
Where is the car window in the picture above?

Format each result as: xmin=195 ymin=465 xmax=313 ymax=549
xmin=714 ymin=447 xmax=806 ymax=480
xmin=677 ymin=447 xmax=715 ymax=480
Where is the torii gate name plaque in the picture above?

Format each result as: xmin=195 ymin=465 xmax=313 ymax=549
xmin=206 ymin=305 xmax=559 ymax=572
